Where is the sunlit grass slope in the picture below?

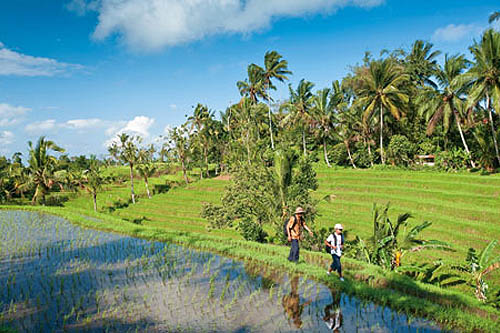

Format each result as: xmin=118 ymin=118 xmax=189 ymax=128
xmin=65 ymin=166 xmax=234 ymax=238
xmin=68 ymin=164 xmax=500 ymax=271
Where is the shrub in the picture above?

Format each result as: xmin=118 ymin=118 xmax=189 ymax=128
xmin=153 ymin=183 xmax=171 ymax=195
xmin=352 ymin=143 xmax=373 ymax=168
xmin=45 ymin=195 xmax=69 ymax=207
xmin=387 ymin=135 xmax=415 ymax=166
xmin=329 ymin=143 xmax=348 ymax=166
xmin=435 ymin=149 xmax=470 ymax=171
xmin=237 ymin=218 xmax=268 ymax=243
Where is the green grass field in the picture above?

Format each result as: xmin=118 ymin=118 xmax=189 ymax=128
xmin=313 ymin=166 xmax=500 ymax=272
xmin=65 ymin=164 xmax=500 ymax=285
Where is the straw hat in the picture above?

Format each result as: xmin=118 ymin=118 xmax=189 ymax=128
xmin=294 ymin=207 xmax=305 ymax=214
xmin=334 ymin=223 xmax=343 ymax=230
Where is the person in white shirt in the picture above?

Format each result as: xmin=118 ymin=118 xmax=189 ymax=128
xmin=325 ymin=224 xmax=344 ymax=281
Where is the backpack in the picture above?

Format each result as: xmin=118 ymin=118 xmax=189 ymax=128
xmin=325 ymin=233 xmax=344 ymax=253
xmin=283 ymin=215 xmax=298 ymax=239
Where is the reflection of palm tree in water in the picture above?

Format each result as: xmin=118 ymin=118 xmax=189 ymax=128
xmin=323 ymin=288 xmax=343 ymax=332
xmin=281 ymin=276 xmax=312 ymax=328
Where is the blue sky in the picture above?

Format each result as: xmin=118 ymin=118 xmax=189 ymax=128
xmin=0 ymin=0 xmax=498 ymax=157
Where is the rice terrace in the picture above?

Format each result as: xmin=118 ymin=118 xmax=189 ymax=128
xmin=1 ymin=1 xmax=500 ymax=332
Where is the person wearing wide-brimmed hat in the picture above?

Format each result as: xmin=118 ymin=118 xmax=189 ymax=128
xmin=287 ymin=207 xmax=313 ymax=263
xmin=325 ymin=223 xmax=345 ymax=281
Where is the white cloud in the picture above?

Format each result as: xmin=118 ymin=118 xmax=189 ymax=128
xmin=25 ymin=119 xmax=58 ymax=133
xmin=0 ymin=42 xmax=83 ymax=76
xmin=104 ymin=116 xmax=156 ymax=146
xmin=64 ymin=118 xmax=102 ymax=129
xmin=0 ymin=131 xmax=14 ymax=147
xmin=432 ymin=24 xmax=481 ymax=42
xmin=68 ymin=0 xmax=383 ymax=51
xmin=65 ymin=0 xmax=99 ymax=16
xmin=0 ymin=103 xmax=31 ymax=127
xmin=25 ymin=118 xmax=106 ymax=133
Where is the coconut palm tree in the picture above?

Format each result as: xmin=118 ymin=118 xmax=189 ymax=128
xmin=83 ymin=159 xmax=106 ymax=211
xmin=137 ymin=147 xmax=156 ymax=199
xmin=417 ymin=54 xmax=476 ymax=167
xmin=27 ymin=136 xmax=65 ymax=204
xmin=263 ymin=51 xmax=292 ymax=149
xmin=283 ymin=79 xmax=315 ymax=156
xmin=188 ymin=104 xmax=213 ymax=178
xmin=457 ymin=29 xmax=500 ymax=165
xmin=403 ymin=40 xmax=441 ymax=88
xmin=137 ymin=163 xmax=156 ymax=199
xmin=237 ymin=64 xmax=267 ymax=104
xmin=489 ymin=11 xmax=500 ymax=23
xmin=109 ymin=133 xmax=139 ymax=204
xmin=311 ymin=88 xmax=335 ymax=167
xmin=169 ymin=126 xmax=190 ymax=185
xmin=354 ymin=58 xmax=409 ymax=164
xmin=335 ymin=108 xmax=359 ymax=168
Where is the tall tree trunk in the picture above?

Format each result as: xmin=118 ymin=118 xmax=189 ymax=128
xmin=302 ymin=130 xmax=307 ymax=156
xmin=454 ymin=111 xmax=476 ymax=168
xmin=346 ymin=141 xmax=357 ymax=169
xmin=204 ymin=145 xmax=209 ymax=178
xmin=129 ymin=163 xmax=136 ymax=204
xmin=267 ymin=93 xmax=275 ymax=150
xmin=366 ymin=138 xmax=374 ymax=167
xmin=181 ymin=156 xmax=189 ymax=185
xmin=31 ymin=184 xmax=40 ymax=204
xmin=486 ymin=93 xmax=500 ymax=165
xmin=92 ymin=192 xmax=97 ymax=212
xmin=323 ymin=138 xmax=331 ymax=167
xmin=380 ymin=104 xmax=385 ymax=164
xmin=144 ymin=177 xmax=151 ymax=199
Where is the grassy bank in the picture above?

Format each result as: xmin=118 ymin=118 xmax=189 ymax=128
xmin=1 ymin=204 xmax=499 ymax=332
xmin=3 ymin=166 xmax=500 ymax=331
xmin=64 ymin=165 xmax=500 ymax=283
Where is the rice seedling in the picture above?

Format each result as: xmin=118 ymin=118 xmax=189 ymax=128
xmin=0 ymin=210 xmax=465 ymax=332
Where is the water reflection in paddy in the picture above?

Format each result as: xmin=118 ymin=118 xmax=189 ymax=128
xmin=0 ymin=211 xmax=444 ymax=332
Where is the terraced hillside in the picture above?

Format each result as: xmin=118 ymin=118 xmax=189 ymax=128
xmin=313 ymin=166 xmax=500 ymax=271
xmin=66 ymin=165 xmax=500 ymax=282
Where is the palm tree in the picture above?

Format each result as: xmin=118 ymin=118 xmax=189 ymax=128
xmin=169 ymin=126 xmax=190 ymax=185
xmin=489 ymin=11 xmax=500 ymax=23
xmin=137 ymin=163 xmax=156 ymax=199
xmin=137 ymin=147 xmax=156 ymax=199
xmin=237 ymin=64 xmax=267 ymax=104
xmin=335 ymin=108 xmax=359 ymax=168
xmin=83 ymin=158 xmax=106 ymax=211
xmin=188 ymin=104 xmax=213 ymax=178
xmin=283 ymin=79 xmax=315 ymax=156
xmin=27 ymin=136 xmax=65 ymax=204
xmin=418 ymin=54 xmax=476 ymax=167
xmin=354 ymin=58 xmax=409 ymax=164
xmin=457 ymin=29 xmax=500 ymax=165
xmin=263 ymin=51 xmax=292 ymax=149
xmin=109 ymin=133 xmax=139 ymax=204
xmin=403 ymin=40 xmax=441 ymax=88
xmin=311 ymin=88 xmax=335 ymax=167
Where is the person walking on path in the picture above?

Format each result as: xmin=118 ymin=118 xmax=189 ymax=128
xmin=325 ymin=224 xmax=345 ymax=281
xmin=287 ymin=207 xmax=313 ymax=263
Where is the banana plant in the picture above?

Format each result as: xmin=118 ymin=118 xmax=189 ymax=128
xmin=354 ymin=203 xmax=452 ymax=270
xmin=457 ymin=240 xmax=500 ymax=301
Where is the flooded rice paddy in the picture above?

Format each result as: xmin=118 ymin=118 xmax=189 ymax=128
xmin=0 ymin=210 xmax=444 ymax=332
